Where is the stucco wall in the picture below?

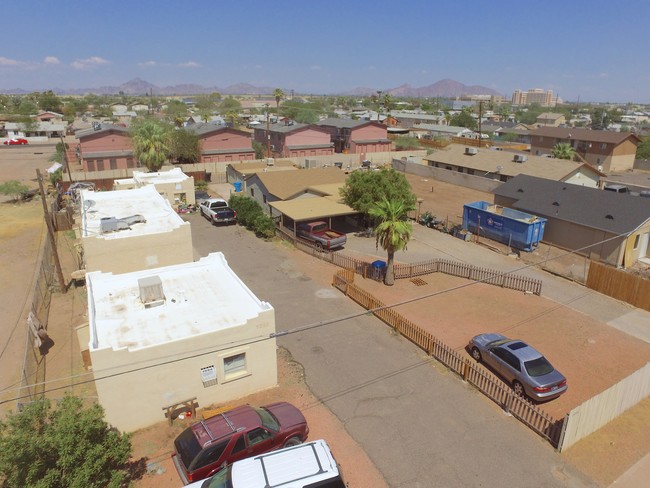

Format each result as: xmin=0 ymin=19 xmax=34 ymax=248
xmin=201 ymin=130 xmax=253 ymax=151
xmin=285 ymin=128 xmax=331 ymax=148
xmin=393 ymin=159 xmax=503 ymax=194
xmin=84 ymin=224 xmax=193 ymax=274
xmin=90 ymin=308 xmax=277 ymax=432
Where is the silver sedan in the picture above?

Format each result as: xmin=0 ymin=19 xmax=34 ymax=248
xmin=468 ymin=333 xmax=568 ymax=401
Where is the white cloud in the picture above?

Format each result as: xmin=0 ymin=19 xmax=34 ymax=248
xmin=0 ymin=56 xmax=22 ymax=66
xmin=71 ymin=56 xmax=110 ymax=70
xmin=310 ymin=65 xmax=322 ymax=70
xmin=138 ymin=60 xmax=157 ymax=67
xmin=44 ymin=56 xmax=60 ymax=65
xmin=179 ymin=61 xmax=201 ymax=68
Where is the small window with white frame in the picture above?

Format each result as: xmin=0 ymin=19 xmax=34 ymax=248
xmin=223 ymin=352 xmax=247 ymax=380
xmin=201 ymin=365 xmax=217 ymax=387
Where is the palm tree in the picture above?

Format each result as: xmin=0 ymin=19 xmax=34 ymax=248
xmin=551 ymin=142 xmax=576 ymax=160
xmin=273 ymin=88 xmax=285 ymax=117
xmin=368 ymin=198 xmax=415 ymax=286
xmin=131 ymin=120 xmax=170 ymax=172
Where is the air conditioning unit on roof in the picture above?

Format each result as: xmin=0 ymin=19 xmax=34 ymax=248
xmin=513 ymin=154 xmax=528 ymax=163
xmin=465 ymin=147 xmax=478 ymax=155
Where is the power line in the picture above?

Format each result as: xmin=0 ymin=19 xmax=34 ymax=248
xmin=0 ymin=228 xmax=630 ymax=406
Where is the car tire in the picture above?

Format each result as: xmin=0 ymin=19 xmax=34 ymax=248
xmin=283 ymin=436 xmax=302 ymax=448
xmin=513 ymin=380 xmax=525 ymax=397
xmin=315 ymin=242 xmax=323 ymax=251
xmin=471 ymin=347 xmax=482 ymax=362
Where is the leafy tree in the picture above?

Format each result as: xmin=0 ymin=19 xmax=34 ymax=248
xmin=169 ymin=128 xmax=201 ymax=164
xmin=515 ymin=104 xmax=545 ymax=125
xmin=450 ymin=108 xmax=477 ymax=130
xmin=49 ymin=168 xmax=64 ymax=187
xmin=551 ymin=142 xmax=575 ymax=160
xmin=252 ymin=140 xmax=265 ymax=159
xmin=393 ymin=135 xmax=422 ymax=151
xmin=0 ymin=395 xmax=133 ymax=487
xmin=164 ymin=99 xmax=189 ymax=123
xmin=219 ymin=97 xmax=242 ymax=114
xmin=280 ymin=99 xmax=321 ymax=124
xmin=37 ymin=91 xmax=63 ymax=113
xmin=130 ymin=119 xmax=172 ymax=171
xmin=368 ymin=198 xmax=414 ymax=286
xmin=636 ymin=137 xmax=650 ymax=160
xmin=273 ymin=88 xmax=285 ymax=115
xmin=224 ymin=111 xmax=239 ymax=128
xmin=340 ymin=168 xmax=417 ymax=224
xmin=0 ymin=180 xmax=29 ymax=202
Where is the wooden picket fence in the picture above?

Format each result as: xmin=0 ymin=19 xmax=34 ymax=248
xmin=278 ymin=228 xmax=543 ymax=295
xmin=332 ymin=268 xmax=562 ymax=447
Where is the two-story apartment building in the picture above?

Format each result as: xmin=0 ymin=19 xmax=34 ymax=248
xmin=530 ymin=127 xmax=641 ymax=173
xmin=185 ymin=123 xmax=255 ymax=163
xmin=253 ymin=122 xmax=334 ymax=158
xmin=316 ymin=118 xmax=392 ymax=154
xmin=76 ymin=124 xmax=135 ymax=172
xmin=113 ymin=167 xmax=196 ymax=206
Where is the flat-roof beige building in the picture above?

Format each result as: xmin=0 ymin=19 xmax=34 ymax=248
xmin=85 ymin=253 xmax=277 ymax=432
xmin=113 ymin=167 xmax=196 ymax=206
xmin=80 ymin=185 xmax=193 ymax=274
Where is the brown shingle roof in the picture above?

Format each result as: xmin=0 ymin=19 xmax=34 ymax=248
xmin=256 ymin=167 xmax=347 ymax=200
xmin=531 ymin=127 xmax=641 ymax=145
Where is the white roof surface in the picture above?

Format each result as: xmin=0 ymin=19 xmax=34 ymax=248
xmin=80 ymin=185 xmax=186 ymax=239
xmin=87 ymin=253 xmax=273 ymax=351
xmin=132 ymin=167 xmax=190 ymax=185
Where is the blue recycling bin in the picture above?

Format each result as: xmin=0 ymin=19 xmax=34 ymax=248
xmin=233 ymin=181 xmax=242 ymax=192
xmin=371 ymin=260 xmax=387 ymax=280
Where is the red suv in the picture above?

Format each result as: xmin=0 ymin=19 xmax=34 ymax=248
xmin=172 ymin=402 xmax=309 ymax=485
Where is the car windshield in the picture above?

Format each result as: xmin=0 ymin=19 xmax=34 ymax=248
xmin=254 ymin=407 xmax=279 ymax=432
xmin=174 ymin=427 xmax=203 ymax=468
xmin=524 ymin=357 xmax=554 ymax=377
xmin=202 ymin=466 xmax=233 ymax=488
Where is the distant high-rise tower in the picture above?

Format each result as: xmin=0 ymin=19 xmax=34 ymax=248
xmin=511 ymin=88 xmax=555 ymax=107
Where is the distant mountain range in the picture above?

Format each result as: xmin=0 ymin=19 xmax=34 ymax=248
xmin=2 ymin=77 xmax=502 ymax=98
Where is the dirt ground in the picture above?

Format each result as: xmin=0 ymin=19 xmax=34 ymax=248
xmin=132 ymin=347 xmax=387 ymax=488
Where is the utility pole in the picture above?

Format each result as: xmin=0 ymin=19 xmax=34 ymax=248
xmin=478 ymin=100 xmax=483 ymax=146
xmin=36 ymin=169 xmax=67 ymax=294
xmin=265 ymin=104 xmax=271 ymax=158
xmin=59 ymin=134 xmax=73 ymax=184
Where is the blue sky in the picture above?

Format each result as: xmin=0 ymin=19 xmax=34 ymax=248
xmin=2 ymin=0 xmax=649 ymax=103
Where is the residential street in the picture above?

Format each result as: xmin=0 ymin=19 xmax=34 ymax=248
xmin=189 ymin=211 xmax=597 ymax=488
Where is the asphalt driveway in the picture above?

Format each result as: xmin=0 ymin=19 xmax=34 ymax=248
xmin=188 ymin=212 xmax=595 ymax=488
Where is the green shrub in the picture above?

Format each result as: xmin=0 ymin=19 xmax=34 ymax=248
xmin=229 ymin=194 xmax=263 ymax=228
xmin=252 ymin=214 xmax=276 ymax=239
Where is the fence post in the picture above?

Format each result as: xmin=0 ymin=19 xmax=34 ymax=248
xmin=462 ymin=359 xmax=471 ymax=382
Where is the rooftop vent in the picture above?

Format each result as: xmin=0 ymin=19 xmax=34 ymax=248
xmin=513 ymin=154 xmax=527 ymax=163
xmin=138 ymin=275 xmax=165 ymax=308
xmin=465 ymin=147 xmax=478 ymax=155
xmin=99 ymin=214 xmax=146 ymax=234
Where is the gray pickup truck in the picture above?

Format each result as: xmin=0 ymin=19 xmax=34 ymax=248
xmin=199 ymin=198 xmax=237 ymax=225
xmin=296 ymin=221 xmax=347 ymax=250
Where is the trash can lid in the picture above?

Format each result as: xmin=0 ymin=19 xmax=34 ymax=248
xmin=372 ymin=260 xmax=386 ymax=269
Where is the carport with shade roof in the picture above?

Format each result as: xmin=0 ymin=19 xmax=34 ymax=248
xmin=269 ymin=198 xmax=358 ymax=236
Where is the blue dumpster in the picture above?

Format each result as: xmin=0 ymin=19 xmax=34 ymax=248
xmin=234 ymin=181 xmax=242 ymax=192
xmin=371 ymin=260 xmax=387 ymax=281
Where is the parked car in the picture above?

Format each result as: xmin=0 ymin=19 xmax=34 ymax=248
xmin=186 ymin=439 xmax=344 ymax=488
xmin=3 ymin=138 xmax=28 ymax=145
xmin=172 ymin=402 xmax=309 ymax=485
xmin=468 ymin=333 xmax=567 ymax=401
xmin=199 ymin=198 xmax=237 ymax=225
xmin=296 ymin=221 xmax=347 ymax=250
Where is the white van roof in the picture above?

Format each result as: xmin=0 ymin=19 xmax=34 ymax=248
xmin=231 ymin=439 xmax=341 ymax=487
